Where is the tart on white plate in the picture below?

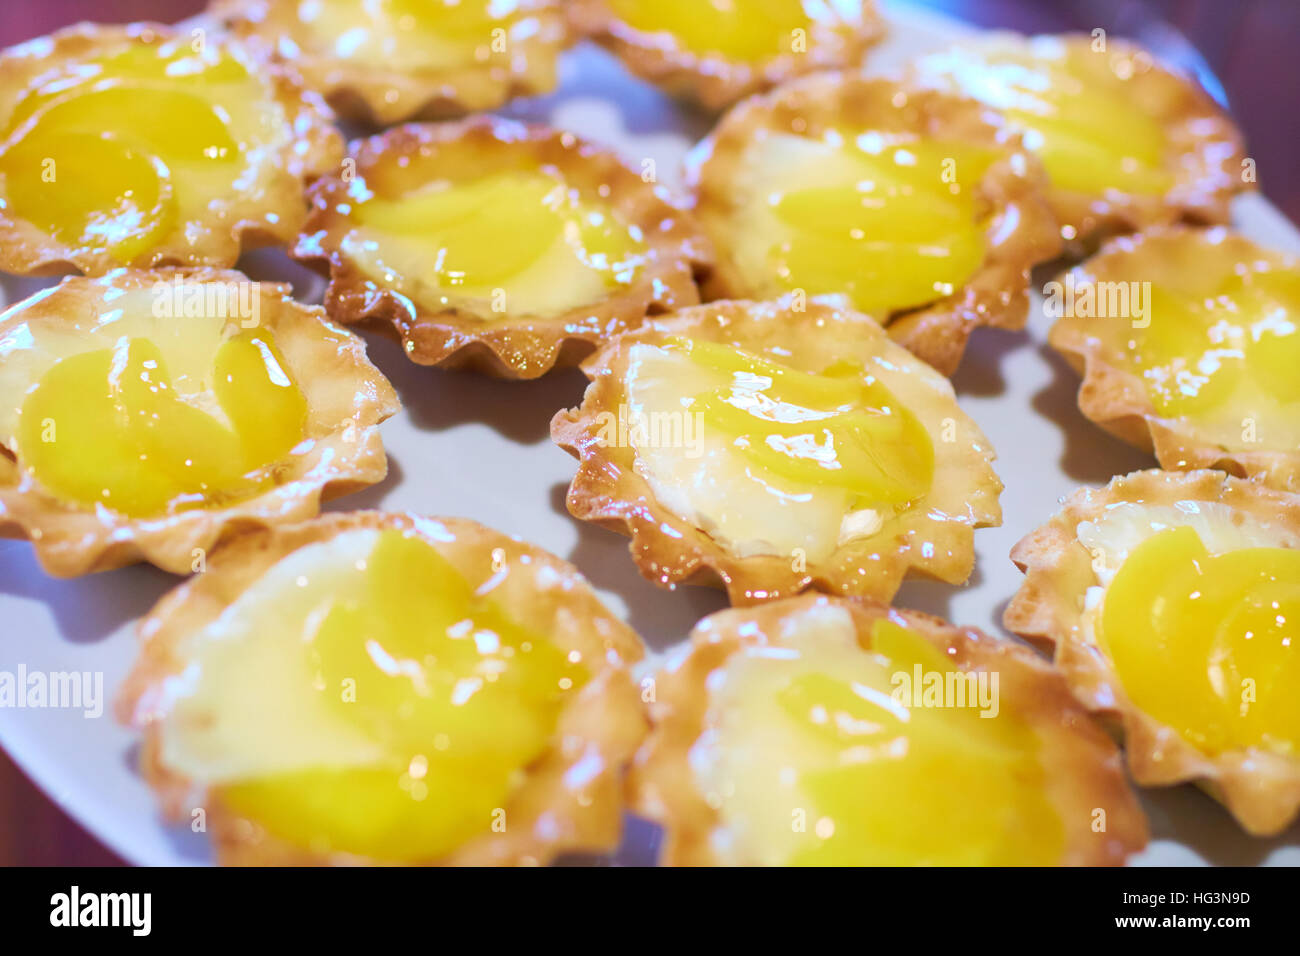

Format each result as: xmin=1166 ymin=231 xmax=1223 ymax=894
xmin=687 ymin=73 xmax=1061 ymax=375
xmin=566 ymin=0 xmax=885 ymax=111
xmin=0 ymin=21 xmax=341 ymax=276
xmin=0 ymin=269 xmax=398 ymax=577
xmin=212 ymin=0 xmax=569 ymax=124
xmin=1006 ymin=469 xmax=1300 ymax=836
xmin=118 ymin=511 xmax=648 ymax=866
xmin=552 ymin=297 xmax=1002 ymax=605
xmin=909 ymin=33 xmax=1250 ymax=242
xmin=1048 ymin=227 xmax=1300 ymax=492
xmin=631 ymin=593 xmax=1148 ymax=865
xmin=293 ymin=117 xmax=712 ymax=378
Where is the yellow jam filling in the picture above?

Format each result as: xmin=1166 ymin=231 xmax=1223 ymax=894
xmin=606 ymin=0 xmax=814 ymax=61
xmin=1101 ymin=526 xmax=1300 ymax=756
xmin=1130 ymin=269 xmax=1300 ymax=422
xmin=347 ymin=168 xmax=646 ymax=312
xmin=762 ymin=138 xmax=995 ymax=315
xmin=702 ymin=609 xmax=1063 ymax=865
xmin=917 ymin=41 xmax=1172 ymax=197
xmin=669 ymin=337 xmax=934 ymax=507
xmin=297 ymin=0 xmax=528 ymax=69
xmin=0 ymin=42 xmax=259 ymax=263
xmin=15 ymin=330 xmax=306 ymax=518
xmin=216 ymin=529 xmax=588 ymax=862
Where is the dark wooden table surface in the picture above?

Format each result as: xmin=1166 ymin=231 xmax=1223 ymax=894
xmin=2 ymin=0 xmax=1297 ymax=866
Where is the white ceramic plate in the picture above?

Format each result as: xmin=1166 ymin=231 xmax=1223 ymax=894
xmin=2 ymin=0 xmax=1298 ymax=866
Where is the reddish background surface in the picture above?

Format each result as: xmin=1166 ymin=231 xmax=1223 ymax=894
xmin=1 ymin=0 xmax=1296 ymax=866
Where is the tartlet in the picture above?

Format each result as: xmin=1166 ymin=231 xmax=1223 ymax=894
xmin=687 ymin=73 xmax=1061 ymax=375
xmin=293 ymin=117 xmax=712 ymax=378
xmin=0 ymin=269 xmax=398 ymax=577
xmin=909 ymin=33 xmax=1251 ymax=241
xmin=630 ymin=593 xmax=1149 ymax=865
xmin=0 ymin=21 xmax=342 ymax=276
xmin=1048 ymin=227 xmax=1300 ymax=492
xmin=211 ymin=0 xmax=569 ymax=125
xmin=566 ymin=0 xmax=886 ymax=111
xmin=551 ymin=297 xmax=1003 ymax=605
xmin=1006 ymin=468 xmax=1300 ymax=835
xmin=118 ymin=511 xmax=648 ymax=866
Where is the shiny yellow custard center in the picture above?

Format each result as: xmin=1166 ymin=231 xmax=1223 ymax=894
xmin=1130 ymin=268 xmax=1300 ymax=420
xmin=766 ymin=138 xmax=995 ymax=315
xmin=1101 ymin=526 xmax=1300 ymax=756
xmin=920 ymin=44 xmax=1172 ymax=196
xmin=219 ymin=529 xmax=588 ymax=862
xmin=607 ymin=0 xmax=814 ymax=61
xmin=711 ymin=615 xmax=1063 ymax=865
xmin=299 ymin=0 xmax=524 ymax=67
xmin=351 ymin=168 xmax=645 ymax=300
xmin=669 ymin=337 xmax=934 ymax=506
xmin=0 ymin=43 xmax=255 ymax=262
xmin=16 ymin=330 xmax=306 ymax=518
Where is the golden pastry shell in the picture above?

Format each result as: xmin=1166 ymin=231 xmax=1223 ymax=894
xmin=686 ymin=72 xmax=1062 ymax=375
xmin=293 ymin=116 xmax=713 ymax=379
xmin=551 ymin=297 xmax=1003 ymax=606
xmin=211 ymin=0 xmax=570 ymax=125
xmin=629 ymin=593 xmax=1149 ymax=865
xmin=566 ymin=0 xmax=886 ymax=111
xmin=117 ymin=510 xmax=648 ymax=866
xmin=1048 ymin=226 xmax=1300 ymax=493
xmin=0 ymin=268 xmax=399 ymax=577
xmin=0 ymin=21 xmax=343 ymax=277
xmin=908 ymin=33 xmax=1252 ymax=241
xmin=1005 ymin=468 xmax=1300 ymax=835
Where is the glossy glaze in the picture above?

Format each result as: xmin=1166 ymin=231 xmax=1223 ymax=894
xmin=1134 ymin=269 xmax=1300 ymax=421
xmin=1102 ymin=525 xmax=1300 ymax=756
xmin=605 ymin=0 xmax=813 ymax=61
xmin=17 ymin=331 xmax=305 ymax=518
xmin=695 ymin=604 xmax=1063 ymax=864
xmin=292 ymin=0 xmax=531 ymax=69
xmin=0 ymin=38 xmax=271 ymax=266
xmin=1 ymin=282 xmax=313 ymax=519
xmin=914 ymin=38 xmax=1173 ymax=198
xmin=179 ymin=528 xmax=590 ymax=861
xmin=667 ymin=336 xmax=933 ymax=504
xmin=342 ymin=166 xmax=646 ymax=315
